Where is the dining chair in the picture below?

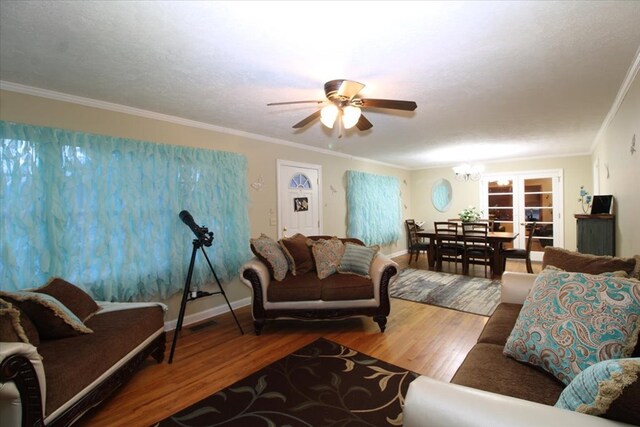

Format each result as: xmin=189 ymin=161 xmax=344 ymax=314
xmin=434 ymin=222 xmax=464 ymax=273
xmin=461 ymin=222 xmax=494 ymax=278
xmin=501 ymin=221 xmax=538 ymax=273
xmin=405 ymin=219 xmax=429 ymax=264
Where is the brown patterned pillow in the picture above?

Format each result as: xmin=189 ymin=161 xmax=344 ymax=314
xmin=0 ymin=298 xmax=40 ymax=345
xmin=36 ymin=277 xmax=100 ymax=322
xmin=308 ymin=237 xmax=345 ymax=279
xmin=279 ymin=233 xmax=314 ymax=275
xmin=0 ymin=291 xmax=93 ymax=340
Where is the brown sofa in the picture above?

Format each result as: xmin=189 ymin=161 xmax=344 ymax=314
xmin=0 ymin=284 xmax=166 ymax=427
xmin=404 ymin=247 xmax=640 ymax=426
xmin=240 ymin=236 xmax=399 ymax=335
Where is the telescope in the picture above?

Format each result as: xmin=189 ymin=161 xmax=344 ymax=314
xmin=179 ymin=210 xmax=213 ymax=246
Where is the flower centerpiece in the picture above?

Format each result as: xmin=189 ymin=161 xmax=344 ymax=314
xmin=459 ymin=206 xmax=482 ymax=222
xmin=579 ymin=186 xmax=592 ymax=214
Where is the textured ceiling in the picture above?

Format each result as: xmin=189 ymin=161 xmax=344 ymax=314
xmin=1 ymin=1 xmax=639 ymax=169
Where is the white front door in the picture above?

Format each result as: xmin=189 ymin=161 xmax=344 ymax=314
xmin=277 ymin=160 xmax=322 ymax=239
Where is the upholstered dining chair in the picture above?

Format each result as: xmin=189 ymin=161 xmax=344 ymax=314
xmin=461 ymin=222 xmax=494 ymax=278
xmin=501 ymin=221 xmax=538 ymax=273
xmin=405 ymin=219 xmax=430 ymax=264
xmin=433 ymin=222 xmax=464 ymax=273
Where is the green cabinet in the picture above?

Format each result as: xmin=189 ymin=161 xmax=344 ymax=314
xmin=575 ymin=214 xmax=615 ymax=256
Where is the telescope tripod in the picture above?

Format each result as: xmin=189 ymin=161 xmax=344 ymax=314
xmin=168 ymin=238 xmax=244 ymax=363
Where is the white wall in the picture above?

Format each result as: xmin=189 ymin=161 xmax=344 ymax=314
xmin=591 ymin=70 xmax=640 ymax=256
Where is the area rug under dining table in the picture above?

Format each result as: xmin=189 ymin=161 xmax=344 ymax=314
xmin=389 ymin=268 xmax=501 ymax=316
xmin=155 ymin=338 xmax=418 ymax=427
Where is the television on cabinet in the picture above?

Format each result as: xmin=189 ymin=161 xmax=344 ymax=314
xmin=590 ymin=195 xmax=613 ymax=215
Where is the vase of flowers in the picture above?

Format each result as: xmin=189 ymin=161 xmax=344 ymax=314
xmin=579 ymin=186 xmax=592 ymax=214
xmin=459 ymin=206 xmax=482 ymax=222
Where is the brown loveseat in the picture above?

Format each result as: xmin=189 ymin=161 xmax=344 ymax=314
xmin=240 ymin=235 xmax=399 ymax=335
xmin=404 ymin=247 xmax=640 ymax=427
xmin=0 ymin=280 xmax=166 ymax=426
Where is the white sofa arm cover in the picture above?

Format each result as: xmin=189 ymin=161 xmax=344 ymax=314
xmin=239 ymin=257 xmax=271 ymax=295
xmin=403 ymin=376 xmax=631 ymax=427
xmin=370 ymin=253 xmax=399 ymax=291
xmin=500 ymin=272 xmax=537 ymax=304
xmin=0 ymin=342 xmax=46 ymax=427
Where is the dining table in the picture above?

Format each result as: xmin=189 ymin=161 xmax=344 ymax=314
xmin=416 ymin=229 xmax=519 ymax=277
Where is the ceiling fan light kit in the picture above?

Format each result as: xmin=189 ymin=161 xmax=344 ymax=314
xmin=268 ymin=79 xmax=417 ymax=137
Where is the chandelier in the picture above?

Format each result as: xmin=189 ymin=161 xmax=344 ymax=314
xmin=453 ymin=164 xmax=485 ymax=181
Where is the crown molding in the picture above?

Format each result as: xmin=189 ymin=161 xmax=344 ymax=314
xmin=0 ymin=81 xmax=409 ymax=170
xmin=591 ymin=44 xmax=640 ymax=151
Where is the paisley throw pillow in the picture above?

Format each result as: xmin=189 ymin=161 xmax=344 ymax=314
xmin=250 ymin=234 xmax=289 ymax=281
xmin=503 ymin=268 xmax=640 ymax=385
xmin=309 ymin=237 xmax=345 ymax=279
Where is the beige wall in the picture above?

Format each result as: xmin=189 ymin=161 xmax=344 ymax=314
xmin=592 ymin=72 xmax=640 ymax=256
xmin=409 ymin=155 xmax=593 ymax=252
xmin=0 ymin=90 xmax=410 ymax=321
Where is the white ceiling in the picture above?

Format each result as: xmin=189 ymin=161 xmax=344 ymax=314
xmin=1 ymin=1 xmax=639 ymax=169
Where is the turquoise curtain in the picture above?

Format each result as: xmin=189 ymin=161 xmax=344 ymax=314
xmin=0 ymin=121 xmax=251 ymax=301
xmin=346 ymin=170 xmax=401 ymax=246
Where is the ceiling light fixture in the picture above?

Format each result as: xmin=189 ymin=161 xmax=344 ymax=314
xmin=320 ymin=104 xmax=362 ymax=130
xmin=320 ymin=104 xmax=339 ymax=128
xmin=453 ymin=164 xmax=485 ymax=181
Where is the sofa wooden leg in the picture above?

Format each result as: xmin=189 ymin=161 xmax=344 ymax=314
xmin=373 ymin=315 xmax=387 ymax=332
xmin=254 ymin=320 xmax=265 ymax=335
xmin=151 ymin=335 xmax=166 ymax=363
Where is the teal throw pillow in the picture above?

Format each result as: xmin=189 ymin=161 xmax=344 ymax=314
xmin=503 ymin=268 xmax=640 ymax=385
xmin=337 ymin=243 xmax=379 ymax=278
xmin=555 ymin=358 xmax=639 ymax=418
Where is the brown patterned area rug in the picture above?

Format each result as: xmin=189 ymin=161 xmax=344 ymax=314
xmin=390 ymin=268 xmax=501 ymax=316
xmin=155 ymin=338 xmax=418 ymax=427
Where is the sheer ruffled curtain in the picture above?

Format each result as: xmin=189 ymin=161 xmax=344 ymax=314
xmin=346 ymin=170 xmax=401 ymax=246
xmin=0 ymin=121 xmax=251 ymax=301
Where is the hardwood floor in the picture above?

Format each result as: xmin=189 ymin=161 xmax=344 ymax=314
xmin=75 ymin=256 xmax=539 ymax=427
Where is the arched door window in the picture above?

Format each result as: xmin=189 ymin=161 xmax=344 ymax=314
xmin=289 ymin=173 xmax=311 ymax=189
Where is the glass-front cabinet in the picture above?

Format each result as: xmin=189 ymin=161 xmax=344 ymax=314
xmin=482 ymin=170 xmax=563 ymax=260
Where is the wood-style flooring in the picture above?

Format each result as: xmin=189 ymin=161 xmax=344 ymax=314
xmin=75 ymin=256 xmax=539 ymax=427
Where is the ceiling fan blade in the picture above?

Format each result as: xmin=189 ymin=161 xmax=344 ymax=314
xmin=324 ymin=79 xmax=365 ymax=101
xmin=337 ymin=80 xmax=365 ymax=100
xmin=292 ymin=110 xmax=321 ymax=128
xmin=355 ymin=114 xmax=373 ymax=131
xmin=267 ymin=100 xmax=323 ymax=106
xmin=359 ymin=98 xmax=417 ymax=111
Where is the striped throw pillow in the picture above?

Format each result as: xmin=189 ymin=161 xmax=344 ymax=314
xmin=337 ymin=243 xmax=379 ymax=278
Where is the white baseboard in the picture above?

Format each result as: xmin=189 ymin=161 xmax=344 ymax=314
xmin=164 ymin=297 xmax=252 ymax=331
xmin=389 ymin=249 xmax=408 ymax=258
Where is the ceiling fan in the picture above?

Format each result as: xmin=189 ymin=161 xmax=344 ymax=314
xmin=267 ymin=79 xmax=417 ymax=137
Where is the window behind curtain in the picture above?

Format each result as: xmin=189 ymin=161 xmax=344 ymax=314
xmin=346 ymin=170 xmax=401 ymax=246
xmin=0 ymin=121 xmax=251 ymax=301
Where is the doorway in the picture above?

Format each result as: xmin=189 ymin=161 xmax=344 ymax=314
xmin=480 ymin=169 xmax=564 ymax=261
xmin=276 ymin=160 xmax=322 ymax=239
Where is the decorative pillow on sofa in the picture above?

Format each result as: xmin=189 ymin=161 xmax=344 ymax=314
xmin=542 ymin=247 xmax=637 ymax=277
xmin=0 ymin=298 xmax=40 ymax=345
xmin=250 ymin=233 xmax=289 ymax=281
xmin=0 ymin=290 xmax=93 ymax=340
xmin=279 ymin=233 xmax=314 ymax=275
xmin=35 ymin=277 xmax=100 ymax=322
xmin=555 ymin=358 xmax=640 ymax=424
xmin=337 ymin=243 xmax=379 ymax=279
xmin=503 ymin=268 xmax=640 ymax=385
xmin=308 ymin=237 xmax=345 ymax=279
